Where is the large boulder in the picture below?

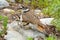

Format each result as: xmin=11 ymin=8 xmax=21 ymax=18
xmin=4 ymin=31 xmax=25 ymax=40
xmin=40 ymin=18 xmax=54 ymax=25
xmin=5 ymin=21 xmax=25 ymax=40
xmin=0 ymin=0 xmax=9 ymax=9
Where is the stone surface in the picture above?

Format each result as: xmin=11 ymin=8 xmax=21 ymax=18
xmin=7 ymin=21 xmax=20 ymax=31
xmin=5 ymin=12 xmax=54 ymax=40
xmin=28 ymin=23 xmax=38 ymax=30
xmin=34 ymin=9 xmax=44 ymax=19
xmin=34 ymin=9 xmax=41 ymax=15
xmin=18 ymin=29 xmax=45 ymax=38
xmin=0 ymin=0 xmax=9 ymax=9
xmin=4 ymin=31 xmax=25 ymax=40
xmin=5 ymin=21 xmax=25 ymax=40
xmin=6 ymin=21 xmax=45 ymax=40
xmin=40 ymin=18 xmax=54 ymax=25
xmin=3 ymin=8 xmax=15 ymax=14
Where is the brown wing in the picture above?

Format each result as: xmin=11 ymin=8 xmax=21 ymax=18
xmin=22 ymin=10 xmax=45 ymax=28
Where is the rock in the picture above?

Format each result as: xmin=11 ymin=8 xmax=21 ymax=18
xmin=10 ymin=3 xmax=22 ymax=10
xmin=2 ymin=8 xmax=16 ymax=23
xmin=34 ymin=37 xmax=38 ymax=40
xmin=28 ymin=23 xmax=38 ymax=30
xmin=34 ymin=9 xmax=44 ymax=19
xmin=40 ymin=18 xmax=54 ymax=25
xmin=3 ymin=8 xmax=15 ymax=14
xmin=7 ymin=21 xmax=20 ymax=31
xmin=0 ymin=0 xmax=9 ymax=9
xmin=4 ymin=31 xmax=25 ymax=40
xmin=7 ymin=21 xmax=45 ymax=40
xmin=6 ymin=21 xmax=25 ymax=40
xmin=34 ymin=9 xmax=41 ymax=15
xmin=18 ymin=29 xmax=45 ymax=38
xmin=18 ymin=4 xmax=22 ymax=9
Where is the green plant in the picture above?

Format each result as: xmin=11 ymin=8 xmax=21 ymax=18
xmin=42 ymin=0 xmax=60 ymax=31
xmin=31 ymin=0 xmax=50 ymax=9
xmin=0 ymin=15 xmax=8 ymax=36
xmin=45 ymin=35 xmax=57 ymax=40
xmin=27 ymin=37 xmax=33 ymax=40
